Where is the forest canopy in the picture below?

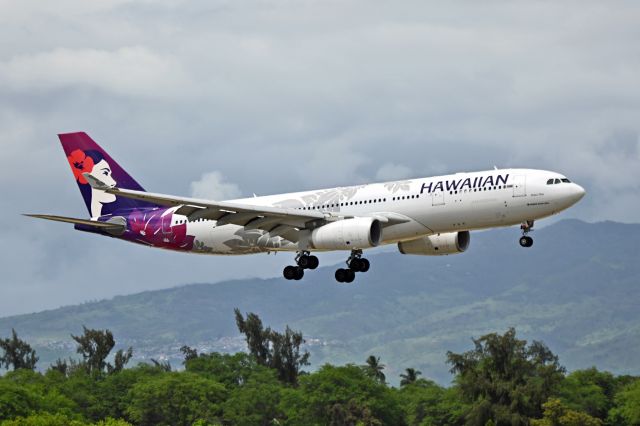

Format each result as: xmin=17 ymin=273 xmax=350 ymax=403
xmin=0 ymin=316 xmax=638 ymax=426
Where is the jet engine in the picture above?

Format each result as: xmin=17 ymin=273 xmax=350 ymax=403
xmin=397 ymin=231 xmax=470 ymax=255
xmin=311 ymin=218 xmax=382 ymax=250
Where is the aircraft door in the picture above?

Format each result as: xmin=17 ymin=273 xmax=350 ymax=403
xmin=432 ymin=190 xmax=445 ymax=206
xmin=513 ymin=175 xmax=526 ymax=197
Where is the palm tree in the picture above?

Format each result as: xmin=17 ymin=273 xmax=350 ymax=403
xmin=364 ymin=355 xmax=386 ymax=383
xmin=400 ymin=367 xmax=422 ymax=387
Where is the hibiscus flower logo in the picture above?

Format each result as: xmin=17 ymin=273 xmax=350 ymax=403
xmin=67 ymin=149 xmax=95 ymax=184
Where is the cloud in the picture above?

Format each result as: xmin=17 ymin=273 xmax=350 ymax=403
xmin=190 ymin=171 xmax=242 ymax=201
xmin=0 ymin=47 xmax=190 ymax=98
xmin=375 ymin=163 xmax=413 ymax=181
xmin=1 ymin=0 xmax=640 ymax=316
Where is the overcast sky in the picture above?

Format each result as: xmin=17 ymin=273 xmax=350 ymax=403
xmin=1 ymin=0 xmax=639 ymax=316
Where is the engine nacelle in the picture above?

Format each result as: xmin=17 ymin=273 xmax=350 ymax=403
xmin=397 ymin=231 xmax=470 ymax=255
xmin=311 ymin=218 xmax=382 ymax=250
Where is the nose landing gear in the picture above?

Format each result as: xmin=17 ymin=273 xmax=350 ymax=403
xmin=283 ymin=251 xmax=319 ymax=281
xmin=519 ymin=220 xmax=534 ymax=247
xmin=335 ymin=249 xmax=370 ymax=283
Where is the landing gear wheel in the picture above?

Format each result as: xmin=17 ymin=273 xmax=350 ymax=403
xmin=293 ymin=266 xmax=304 ymax=280
xmin=349 ymin=258 xmax=364 ymax=272
xmin=298 ymin=256 xmax=312 ymax=269
xmin=308 ymin=255 xmax=319 ymax=270
xmin=360 ymin=258 xmax=370 ymax=272
xmin=283 ymin=265 xmax=297 ymax=280
xmin=297 ymin=253 xmax=319 ymax=270
xmin=519 ymin=236 xmax=533 ymax=247
xmin=344 ymin=269 xmax=356 ymax=283
xmin=335 ymin=268 xmax=347 ymax=283
xmin=347 ymin=257 xmax=370 ymax=272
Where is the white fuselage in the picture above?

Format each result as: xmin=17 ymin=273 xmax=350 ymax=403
xmin=173 ymin=168 xmax=585 ymax=255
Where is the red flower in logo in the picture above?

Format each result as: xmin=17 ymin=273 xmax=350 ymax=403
xmin=67 ymin=149 xmax=94 ymax=184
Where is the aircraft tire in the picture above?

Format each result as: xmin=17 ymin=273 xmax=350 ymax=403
xmin=349 ymin=258 xmax=364 ymax=272
xmin=335 ymin=268 xmax=347 ymax=283
xmin=298 ymin=256 xmax=311 ymax=269
xmin=344 ymin=269 xmax=356 ymax=283
xmin=308 ymin=255 xmax=319 ymax=270
xmin=360 ymin=258 xmax=370 ymax=272
xmin=283 ymin=265 xmax=298 ymax=280
xmin=519 ymin=236 xmax=533 ymax=247
xmin=293 ymin=267 xmax=304 ymax=280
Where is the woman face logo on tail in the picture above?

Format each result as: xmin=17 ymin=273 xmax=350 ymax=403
xmin=68 ymin=149 xmax=117 ymax=217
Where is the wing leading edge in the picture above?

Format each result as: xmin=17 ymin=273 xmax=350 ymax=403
xmin=82 ymin=173 xmax=326 ymax=237
xmin=82 ymin=173 xmax=412 ymax=242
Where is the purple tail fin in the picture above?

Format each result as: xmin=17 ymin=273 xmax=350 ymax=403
xmin=59 ymin=132 xmax=158 ymax=217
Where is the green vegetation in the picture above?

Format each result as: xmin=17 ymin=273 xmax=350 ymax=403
xmin=0 ymin=330 xmax=38 ymax=371
xmin=2 ymin=318 xmax=639 ymax=425
xmin=2 ymin=220 xmax=639 ymax=385
xmin=233 ymin=309 xmax=309 ymax=386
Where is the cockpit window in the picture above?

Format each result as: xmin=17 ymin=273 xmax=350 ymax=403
xmin=547 ymin=179 xmax=554 ymax=185
xmin=554 ymin=178 xmax=561 ymax=184
xmin=561 ymin=178 xmax=571 ymax=183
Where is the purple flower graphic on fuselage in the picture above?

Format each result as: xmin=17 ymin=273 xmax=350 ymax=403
xmin=126 ymin=209 xmax=194 ymax=251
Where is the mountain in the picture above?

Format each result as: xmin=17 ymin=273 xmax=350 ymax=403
xmin=1 ymin=219 xmax=639 ymax=384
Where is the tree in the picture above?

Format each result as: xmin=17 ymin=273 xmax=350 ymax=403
xmin=185 ymin=352 xmax=263 ymax=388
xmin=558 ymin=368 xmax=616 ymax=419
xmin=126 ymin=372 xmax=227 ymax=426
xmin=400 ymin=368 xmax=422 ymax=387
xmin=180 ymin=345 xmax=199 ymax=364
xmin=71 ymin=326 xmax=132 ymax=375
xmin=363 ymin=355 xmax=386 ymax=384
xmin=0 ymin=380 xmax=40 ymax=421
xmin=150 ymin=359 xmax=172 ymax=372
xmin=279 ymin=364 xmax=404 ymax=425
xmin=447 ymin=328 xmax=565 ymax=426
xmin=234 ymin=308 xmax=271 ymax=366
xmin=530 ymin=398 xmax=602 ymax=426
xmin=0 ymin=329 xmax=38 ymax=371
xmin=109 ymin=347 xmax=133 ymax=375
xmin=0 ymin=369 xmax=80 ymax=422
xmin=0 ymin=412 xmax=88 ymax=426
xmin=398 ymin=381 xmax=468 ymax=426
xmin=234 ymin=309 xmax=310 ymax=385
xmin=48 ymin=358 xmax=69 ymax=376
xmin=222 ymin=368 xmax=284 ymax=426
xmin=268 ymin=324 xmax=311 ymax=385
xmin=608 ymin=379 xmax=640 ymax=426
xmin=91 ymin=363 xmax=171 ymax=421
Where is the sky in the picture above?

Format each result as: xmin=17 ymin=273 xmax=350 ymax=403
xmin=1 ymin=0 xmax=639 ymax=316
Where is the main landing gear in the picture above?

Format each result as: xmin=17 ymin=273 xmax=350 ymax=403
xmin=283 ymin=251 xmax=319 ymax=281
xmin=519 ymin=220 xmax=534 ymax=248
xmin=335 ymin=249 xmax=370 ymax=283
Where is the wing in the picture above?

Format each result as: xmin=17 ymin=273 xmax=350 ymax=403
xmin=83 ymin=173 xmax=325 ymax=242
xmin=83 ymin=173 xmax=412 ymax=243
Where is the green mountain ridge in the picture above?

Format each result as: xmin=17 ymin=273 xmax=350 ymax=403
xmin=2 ymin=219 xmax=639 ymax=384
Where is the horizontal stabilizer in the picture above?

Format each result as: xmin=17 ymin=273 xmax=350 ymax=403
xmin=23 ymin=214 xmax=126 ymax=232
xmin=82 ymin=172 xmax=111 ymax=191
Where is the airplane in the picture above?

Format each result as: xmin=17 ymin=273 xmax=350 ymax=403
xmin=26 ymin=132 xmax=586 ymax=283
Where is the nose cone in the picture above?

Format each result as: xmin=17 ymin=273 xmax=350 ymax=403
xmin=570 ymin=183 xmax=586 ymax=204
